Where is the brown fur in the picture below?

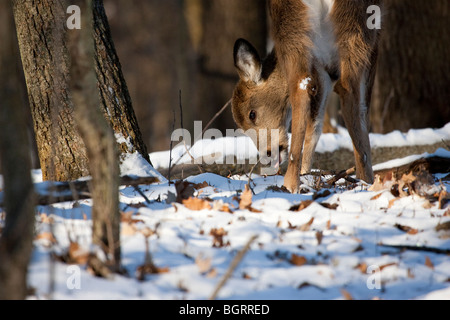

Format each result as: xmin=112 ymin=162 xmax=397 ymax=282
xmin=232 ymin=0 xmax=381 ymax=192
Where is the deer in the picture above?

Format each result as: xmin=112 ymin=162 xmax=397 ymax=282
xmin=231 ymin=0 xmax=381 ymax=193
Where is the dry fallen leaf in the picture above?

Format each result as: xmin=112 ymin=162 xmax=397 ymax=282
xmin=401 ymin=171 xmax=417 ymax=185
xmin=289 ymin=200 xmax=313 ymax=212
xmin=206 ymin=268 xmax=217 ymax=278
xmin=35 ymin=232 xmax=57 ymax=245
xmin=356 ymin=262 xmax=368 ymax=273
xmin=242 ymin=272 xmax=253 ymax=280
xmin=438 ymin=190 xmax=449 ymax=209
xmin=121 ymin=223 xmax=137 ymax=236
xmin=422 ymin=200 xmax=433 ymax=209
xmin=369 ymin=173 xmax=395 ymax=192
xmin=195 ymin=254 xmax=212 ymax=274
xmin=290 ymin=254 xmax=307 ymax=266
xmin=140 ymin=226 xmax=155 ymax=238
xmin=315 ymin=231 xmax=323 ymax=245
xmin=340 ymin=288 xmax=353 ymax=300
xmin=212 ymin=200 xmax=234 ymax=213
xmin=425 ymin=256 xmax=434 ymax=270
xmin=370 ymin=192 xmax=384 ymax=201
xmin=320 ymin=202 xmax=339 ymax=210
xmin=248 ymin=206 xmax=263 ymax=213
xmin=67 ymin=241 xmax=89 ymax=265
xmin=395 ymin=223 xmax=419 ymax=235
xmin=193 ymin=181 xmax=210 ymax=190
xmin=435 ymin=221 xmax=450 ymax=232
xmin=299 ymin=217 xmax=314 ymax=232
xmin=182 ymin=197 xmax=212 ymax=211
xmin=388 ymin=198 xmax=399 ymax=208
xmin=239 ymin=184 xmax=253 ymax=210
xmin=210 ymin=228 xmax=228 ymax=248
xmin=39 ymin=213 xmax=54 ymax=224
xmin=136 ymin=263 xmax=170 ymax=280
xmin=120 ymin=211 xmax=133 ymax=223
xmin=379 ymin=262 xmax=398 ymax=271
xmin=238 ymin=184 xmax=262 ymax=212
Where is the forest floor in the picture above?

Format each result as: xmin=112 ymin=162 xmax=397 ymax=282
xmin=12 ymin=124 xmax=450 ymax=300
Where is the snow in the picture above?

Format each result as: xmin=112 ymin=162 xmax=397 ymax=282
xmin=299 ymin=77 xmax=312 ymax=90
xmin=150 ymin=123 xmax=450 ymax=168
xmin=2 ymin=124 xmax=450 ymax=300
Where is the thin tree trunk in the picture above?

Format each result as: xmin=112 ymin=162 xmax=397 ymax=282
xmin=92 ymin=0 xmax=151 ymax=164
xmin=0 ymin=2 xmax=36 ymax=299
xmin=68 ymin=0 xmax=121 ymax=271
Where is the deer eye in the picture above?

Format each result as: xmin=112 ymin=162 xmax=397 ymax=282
xmin=249 ymin=110 xmax=257 ymax=122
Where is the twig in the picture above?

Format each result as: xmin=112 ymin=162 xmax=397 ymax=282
xmin=133 ymin=186 xmax=151 ymax=204
xmin=168 ymin=108 xmax=176 ymax=185
xmin=201 ymin=98 xmax=232 ymax=138
xmin=170 ymin=98 xmax=232 ymax=169
xmin=247 ymin=159 xmax=261 ymax=195
xmin=378 ymin=243 xmax=450 ymax=255
xmin=380 ymin=88 xmax=394 ymax=133
xmin=326 ymin=167 xmax=356 ymax=186
xmin=179 ymin=90 xmax=203 ymax=176
xmin=209 ymin=234 xmax=258 ymax=300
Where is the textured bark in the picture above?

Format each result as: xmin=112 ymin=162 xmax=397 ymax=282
xmin=12 ymin=0 xmax=89 ymax=181
xmin=68 ymin=0 xmax=120 ymax=270
xmin=0 ymin=2 xmax=35 ymax=299
xmin=371 ymin=0 xmax=450 ymax=133
xmin=92 ymin=0 xmax=151 ymax=163
xmin=12 ymin=0 xmax=152 ymax=181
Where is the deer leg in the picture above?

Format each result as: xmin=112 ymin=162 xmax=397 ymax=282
xmin=301 ymin=68 xmax=331 ymax=174
xmin=335 ymin=75 xmax=374 ymax=184
xmin=283 ymin=75 xmax=310 ymax=193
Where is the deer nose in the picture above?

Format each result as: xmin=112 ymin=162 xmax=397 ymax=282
xmin=266 ymin=150 xmax=272 ymax=157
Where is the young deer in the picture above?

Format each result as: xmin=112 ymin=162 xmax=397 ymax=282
xmin=231 ymin=0 xmax=381 ymax=193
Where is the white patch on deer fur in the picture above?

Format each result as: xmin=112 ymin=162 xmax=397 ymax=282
xmin=299 ymin=77 xmax=311 ymax=90
xmin=302 ymin=0 xmax=338 ymax=67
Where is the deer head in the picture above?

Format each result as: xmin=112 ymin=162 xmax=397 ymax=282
xmin=232 ymin=39 xmax=291 ymax=170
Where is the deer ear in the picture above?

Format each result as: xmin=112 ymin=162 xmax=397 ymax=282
xmin=234 ymin=39 xmax=262 ymax=84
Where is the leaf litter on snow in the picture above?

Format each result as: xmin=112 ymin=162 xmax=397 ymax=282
xmin=25 ymin=148 xmax=450 ymax=300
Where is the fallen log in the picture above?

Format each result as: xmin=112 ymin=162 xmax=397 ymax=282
xmin=373 ymin=156 xmax=450 ymax=180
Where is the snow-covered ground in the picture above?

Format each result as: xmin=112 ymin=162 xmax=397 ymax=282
xmin=150 ymin=123 xmax=450 ymax=169
xmin=12 ymin=124 xmax=450 ymax=300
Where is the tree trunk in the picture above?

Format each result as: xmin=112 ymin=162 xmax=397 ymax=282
xmin=68 ymin=0 xmax=121 ymax=271
xmin=371 ymin=0 xmax=450 ymax=133
xmin=0 ymin=2 xmax=35 ymax=299
xmin=92 ymin=0 xmax=151 ymax=164
xmin=12 ymin=0 xmax=89 ymax=181
xmin=12 ymin=0 xmax=152 ymax=182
